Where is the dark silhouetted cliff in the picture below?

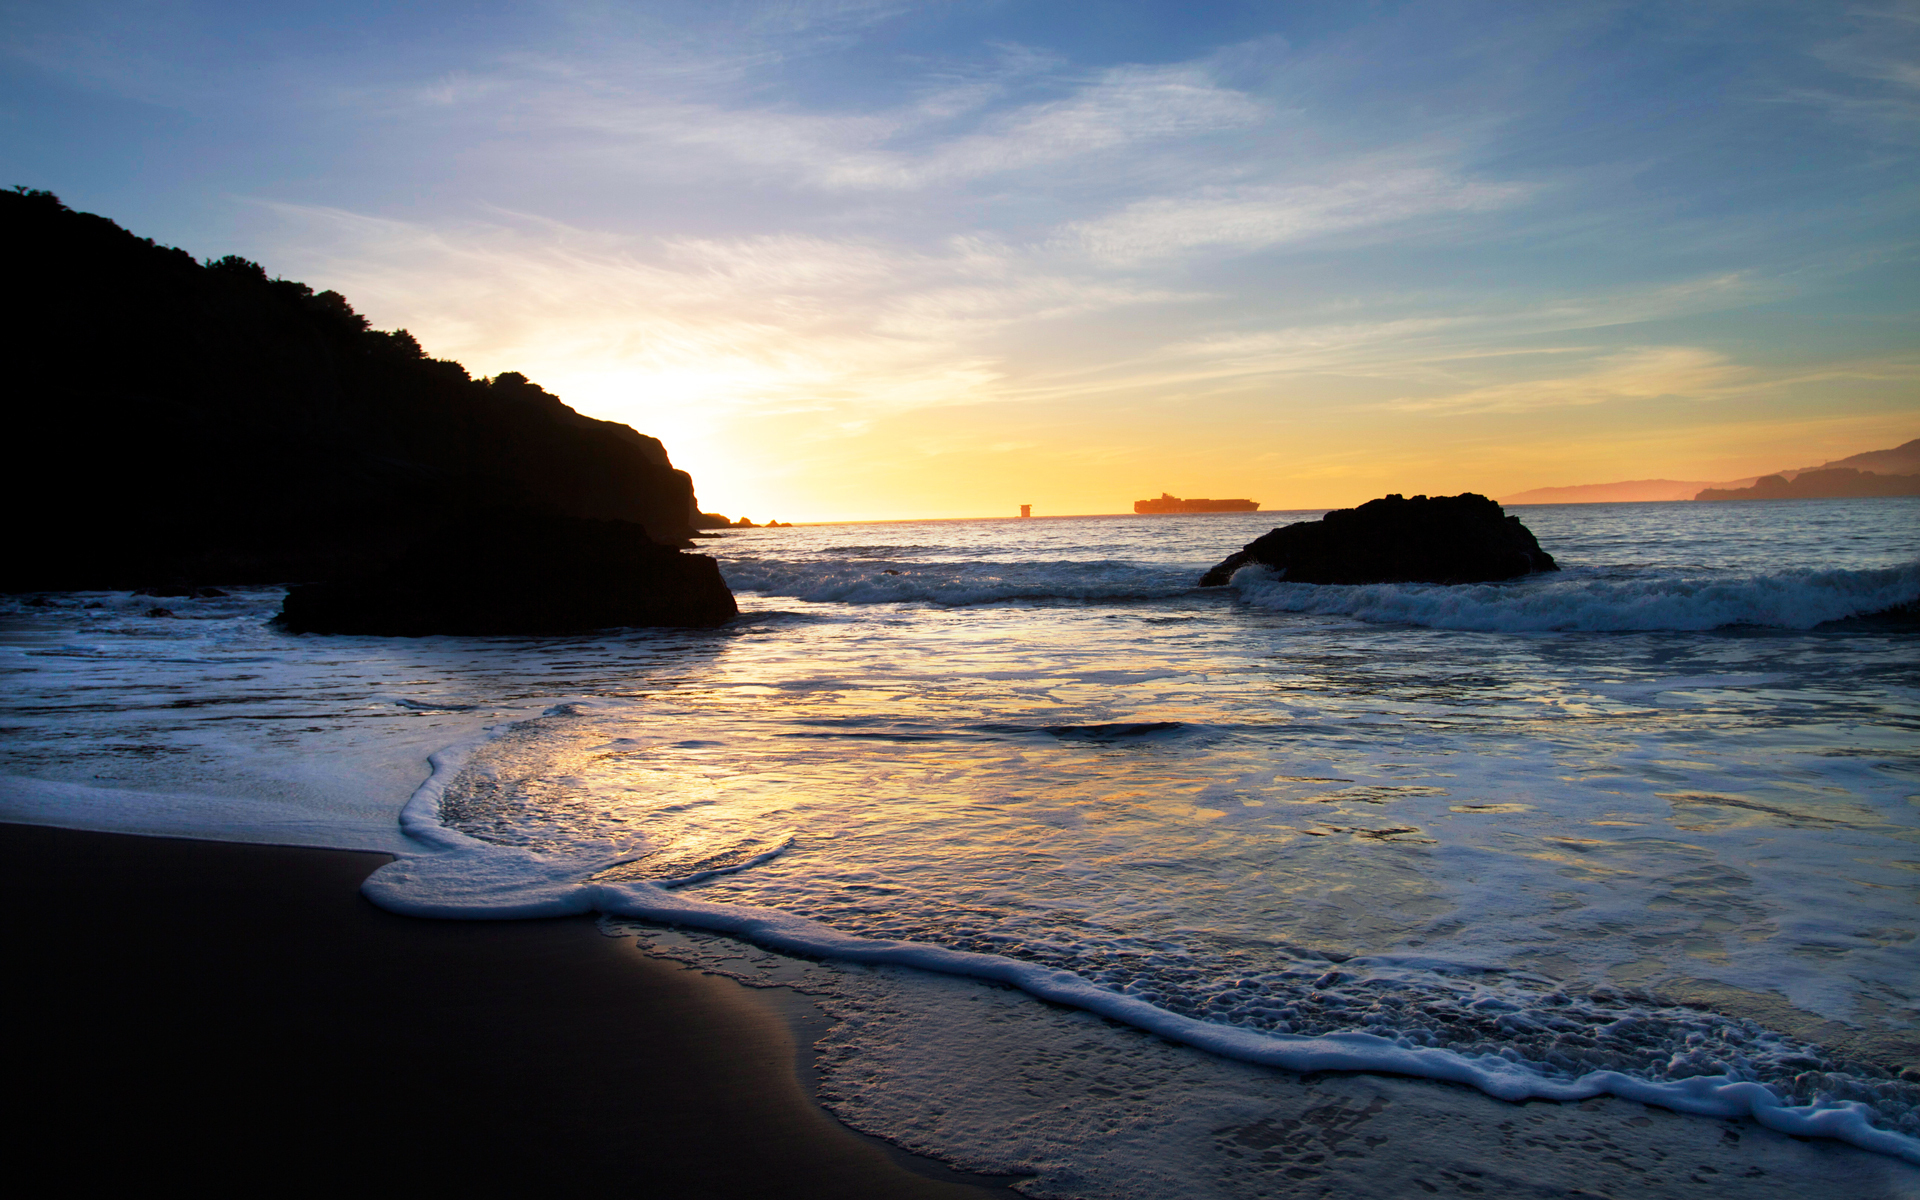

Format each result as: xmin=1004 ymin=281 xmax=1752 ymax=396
xmin=4 ymin=187 xmax=717 ymax=594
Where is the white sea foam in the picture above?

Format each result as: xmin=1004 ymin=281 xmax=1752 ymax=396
xmin=0 ymin=774 xmax=416 ymax=850
xmin=718 ymin=544 xmax=1920 ymax=634
xmin=629 ymin=927 xmax=1920 ymax=1199
xmin=364 ymin=727 xmax=1920 ymax=1164
xmin=1230 ymin=562 xmax=1920 ymax=632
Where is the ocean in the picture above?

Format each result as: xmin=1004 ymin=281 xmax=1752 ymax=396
xmin=3 ymin=497 xmax=1917 ymax=1193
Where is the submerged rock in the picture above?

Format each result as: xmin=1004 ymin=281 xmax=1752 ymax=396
xmin=1198 ymin=493 xmax=1558 ymax=587
xmin=276 ymin=512 xmax=737 ymax=636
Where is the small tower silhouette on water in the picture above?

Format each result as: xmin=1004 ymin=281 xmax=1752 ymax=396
xmin=1019 ymin=504 xmax=1032 ymax=518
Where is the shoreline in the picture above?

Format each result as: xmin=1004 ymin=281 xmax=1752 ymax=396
xmin=4 ymin=529 xmax=1918 ymax=1196
xmin=10 ymin=822 xmax=1915 ymax=1200
xmin=0 ymin=821 xmax=1011 ymax=1196
xmin=616 ymin=920 xmax=1920 ymax=1199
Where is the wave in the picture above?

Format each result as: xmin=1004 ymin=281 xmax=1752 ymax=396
xmin=719 ymin=557 xmax=1194 ymax=606
xmin=718 ymin=554 xmax=1920 ymax=631
xmin=1232 ymin=561 xmax=1920 ymax=633
xmin=363 ymin=724 xmax=1920 ymax=1167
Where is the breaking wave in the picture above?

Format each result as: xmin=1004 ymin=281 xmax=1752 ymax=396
xmin=1231 ymin=562 xmax=1920 ymax=633
xmin=718 ymin=553 xmax=1919 ymax=632
xmin=365 ymin=722 xmax=1920 ymax=1166
xmin=720 ymin=557 xmax=1193 ymax=606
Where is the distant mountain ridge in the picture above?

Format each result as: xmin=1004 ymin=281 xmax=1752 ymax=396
xmin=1812 ymin=438 xmax=1920 ymax=477
xmin=1500 ymin=438 xmax=1920 ymax=505
xmin=1495 ymin=479 xmax=1743 ymax=505
xmin=1697 ymin=467 xmax=1920 ymax=502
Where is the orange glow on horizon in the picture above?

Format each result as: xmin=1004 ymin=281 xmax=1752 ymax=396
xmin=280 ymin=208 xmax=1918 ymax=526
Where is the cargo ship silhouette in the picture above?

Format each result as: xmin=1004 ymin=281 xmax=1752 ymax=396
xmin=1133 ymin=493 xmax=1259 ymax=514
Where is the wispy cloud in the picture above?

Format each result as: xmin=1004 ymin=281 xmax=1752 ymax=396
xmin=1066 ymin=166 xmax=1531 ymax=263
xmin=975 ymin=269 xmax=1780 ymax=409
xmin=425 ymin=58 xmax=1269 ymax=192
xmin=1388 ymin=346 xmax=1747 ymax=414
xmin=260 ymin=201 xmax=1188 ymax=436
xmin=66 ymin=0 xmax=1906 ymax=514
xmin=1781 ymin=2 xmax=1920 ymax=140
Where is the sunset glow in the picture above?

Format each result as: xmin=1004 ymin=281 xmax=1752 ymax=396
xmin=7 ymin=1 xmax=1915 ymax=520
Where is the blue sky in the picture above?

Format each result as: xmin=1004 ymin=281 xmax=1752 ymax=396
xmin=6 ymin=0 xmax=1916 ymax=518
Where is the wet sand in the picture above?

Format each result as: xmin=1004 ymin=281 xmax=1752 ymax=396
xmin=620 ymin=923 xmax=1920 ymax=1199
xmin=0 ymin=822 xmax=1009 ymax=1197
xmin=10 ymin=819 xmax=1917 ymax=1198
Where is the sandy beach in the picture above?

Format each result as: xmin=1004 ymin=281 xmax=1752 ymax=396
xmin=9 ymin=817 xmax=1919 ymax=1198
xmin=1 ymin=821 xmax=1012 ymax=1197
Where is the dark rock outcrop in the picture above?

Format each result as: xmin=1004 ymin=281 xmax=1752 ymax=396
xmin=3 ymin=187 xmax=718 ymax=594
xmin=1199 ymin=493 xmax=1558 ymax=587
xmin=276 ymin=512 xmax=736 ymax=636
xmin=1695 ymin=468 xmax=1920 ymax=501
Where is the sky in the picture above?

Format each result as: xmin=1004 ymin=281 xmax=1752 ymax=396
xmin=4 ymin=1 xmax=1916 ymax=521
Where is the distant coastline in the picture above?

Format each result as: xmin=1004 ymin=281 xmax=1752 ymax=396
xmin=1497 ymin=479 xmax=1740 ymax=505
xmin=1500 ymin=438 xmax=1919 ymax=504
xmin=1696 ymin=468 xmax=1920 ymax=501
